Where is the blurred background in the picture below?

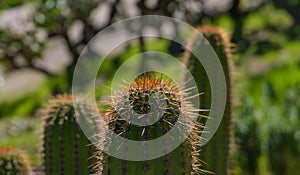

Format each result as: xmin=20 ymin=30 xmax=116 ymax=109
xmin=0 ymin=0 xmax=299 ymax=174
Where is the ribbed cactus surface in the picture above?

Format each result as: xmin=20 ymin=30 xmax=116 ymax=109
xmin=183 ymin=26 xmax=234 ymax=174
xmin=97 ymin=73 xmax=205 ymax=175
xmin=0 ymin=147 xmax=32 ymax=175
xmin=42 ymin=95 xmax=101 ymax=175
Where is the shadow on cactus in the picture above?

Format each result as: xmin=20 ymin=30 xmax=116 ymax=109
xmin=0 ymin=147 xmax=32 ymax=175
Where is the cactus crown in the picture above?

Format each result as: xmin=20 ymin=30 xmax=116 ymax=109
xmin=106 ymin=73 xmax=183 ymax=136
xmin=196 ymin=26 xmax=233 ymax=60
xmin=129 ymin=73 xmax=180 ymax=116
xmin=105 ymin=73 xmax=202 ymax=139
xmin=0 ymin=147 xmax=32 ymax=175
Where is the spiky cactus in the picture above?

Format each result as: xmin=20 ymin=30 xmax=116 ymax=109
xmin=42 ymin=95 xmax=101 ymax=175
xmin=95 ymin=73 xmax=206 ymax=175
xmin=0 ymin=147 xmax=32 ymax=175
xmin=183 ymin=26 xmax=235 ymax=175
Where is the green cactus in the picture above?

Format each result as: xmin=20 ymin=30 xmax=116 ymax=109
xmin=0 ymin=147 xmax=32 ymax=175
xmin=96 ymin=73 xmax=206 ymax=175
xmin=42 ymin=95 xmax=101 ymax=175
xmin=183 ymin=26 xmax=235 ymax=175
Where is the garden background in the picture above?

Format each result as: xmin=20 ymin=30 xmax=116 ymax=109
xmin=0 ymin=0 xmax=300 ymax=174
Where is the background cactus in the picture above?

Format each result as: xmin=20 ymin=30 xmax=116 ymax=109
xmin=96 ymin=73 xmax=205 ymax=175
xmin=0 ymin=147 xmax=32 ymax=175
xmin=42 ymin=95 xmax=101 ymax=175
xmin=183 ymin=26 xmax=235 ymax=174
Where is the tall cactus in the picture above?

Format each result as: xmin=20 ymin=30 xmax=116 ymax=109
xmin=42 ymin=95 xmax=102 ymax=175
xmin=0 ymin=147 xmax=32 ymax=175
xmin=183 ymin=26 xmax=234 ymax=174
xmin=95 ymin=73 xmax=206 ymax=175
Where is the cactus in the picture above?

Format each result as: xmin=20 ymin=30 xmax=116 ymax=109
xmin=182 ymin=26 xmax=235 ymax=174
xmin=42 ymin=95 xmax=102 ymax=175
xmin=0 ymin=147 xmax=32 ymax=175
xmin=95 ymin=73 xmax=206 ymax=175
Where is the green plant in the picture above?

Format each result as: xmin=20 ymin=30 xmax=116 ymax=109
xmin=0 ymin=147 xmax=32 ymax=175
xmin=183 ymin=26 xmax=235 ymax=174
xmin=97 ymin=73 xmax=205 ymax=175
xmin=42 ymin=95 xmax=101 ymax=175
xmin=41 ymin=26 xmax=235 ymax=174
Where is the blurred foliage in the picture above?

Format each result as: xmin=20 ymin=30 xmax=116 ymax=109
xmin=0 ymin=0 xmax=300 ymax=174
xmin=0 ymin=117 xmax=42 ymax=166
xmin=0 ymin=0 xmax=27 ymax=10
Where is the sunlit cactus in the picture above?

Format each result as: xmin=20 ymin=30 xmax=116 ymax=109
xmin=42 ymin=95 xmax=102 ymax=175
xmin=0 ymin=147 xmax=32 ymax=175
xmin=94 ymin=73 xmax=207 ymax=175
xmin=183 ymin=26 xmax=235 ymax=175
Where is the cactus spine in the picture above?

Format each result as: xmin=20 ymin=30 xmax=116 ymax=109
xmin=183 ymin=26 xmax=234 ymax=174
xmin=42 ymin=95 xmax=101 ymax=175
xmin=96 ymin=73 xmax=205 ymax=175
xmin=0 ymin=147 xmax=32 ymax=175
